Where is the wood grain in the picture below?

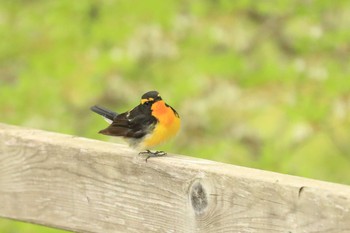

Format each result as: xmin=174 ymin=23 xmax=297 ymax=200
xmin=1 ymin=123 xmax=350 ymax=233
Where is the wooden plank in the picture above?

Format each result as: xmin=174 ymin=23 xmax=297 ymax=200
xmin=0 ymin=123 xmax=350 ymax=233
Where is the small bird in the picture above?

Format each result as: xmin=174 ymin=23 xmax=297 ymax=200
xmin=90 ymin=91 xmax=180 ymax=161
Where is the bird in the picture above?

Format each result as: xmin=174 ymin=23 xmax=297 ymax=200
xmin=90 ymin=91 xmax=180 ymax=161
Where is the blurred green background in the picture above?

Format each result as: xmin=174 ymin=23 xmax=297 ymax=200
xmin=1 ymin=0 xmax=350 ymax=232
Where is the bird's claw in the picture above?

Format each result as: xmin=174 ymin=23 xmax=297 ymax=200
xmin=139 ymin=150 xmax=167 ymax=162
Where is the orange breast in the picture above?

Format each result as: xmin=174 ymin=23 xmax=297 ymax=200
xmin=141 ymin=101 xmax=180 ymax=149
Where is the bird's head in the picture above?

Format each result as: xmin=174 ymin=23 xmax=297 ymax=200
xmin=140 ymin=91 xmax=162 ymax=106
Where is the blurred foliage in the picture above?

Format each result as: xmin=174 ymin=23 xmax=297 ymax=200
xmin=1 ymin=0 xmax=350 ymax=232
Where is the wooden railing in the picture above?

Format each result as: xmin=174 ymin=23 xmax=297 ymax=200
xmin=1 ymin=123 xmax=350 ymax=233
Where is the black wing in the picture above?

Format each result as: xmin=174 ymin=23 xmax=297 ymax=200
xmin=99 ymin=104 xmax=157 ymax=139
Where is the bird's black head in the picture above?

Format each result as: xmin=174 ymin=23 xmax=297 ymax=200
xmin=141 ymin=91 xmax=162 ymax=105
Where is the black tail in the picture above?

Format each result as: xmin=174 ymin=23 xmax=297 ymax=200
xmin=90 ymin=105 xmax=118 ymax=121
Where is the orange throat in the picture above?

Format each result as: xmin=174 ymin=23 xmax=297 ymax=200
xmin=141 ymin=100 xmax=180 ymax=149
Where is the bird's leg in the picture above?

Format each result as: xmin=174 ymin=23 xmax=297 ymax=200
xmin=138 ymin=150 xmax=152 ymax=155
xmin=146 ymin=151 xmax=167 ymax=162
xmin=139 ymin=150 xmax=167 ymax=162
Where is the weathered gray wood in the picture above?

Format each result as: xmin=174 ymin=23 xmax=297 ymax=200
xmin=0 ymin=123 xmax=350 ymax=233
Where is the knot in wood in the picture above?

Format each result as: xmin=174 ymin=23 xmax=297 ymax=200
xmin=190 ymin=181 xmax=208 ymax=214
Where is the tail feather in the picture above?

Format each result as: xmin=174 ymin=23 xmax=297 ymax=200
xmin=90 ymin=105 xmax=118 ymax=121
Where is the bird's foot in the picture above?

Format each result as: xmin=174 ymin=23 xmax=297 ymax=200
xmin=139 ymin=150 xmax=167 ymax=162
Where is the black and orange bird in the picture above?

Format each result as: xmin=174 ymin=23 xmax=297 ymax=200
xmin=90 ymin=91 xmax=180 ymax=161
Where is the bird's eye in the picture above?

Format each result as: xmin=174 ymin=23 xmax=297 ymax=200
xmin=144 ymin=101 xmax=150 ymax=105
